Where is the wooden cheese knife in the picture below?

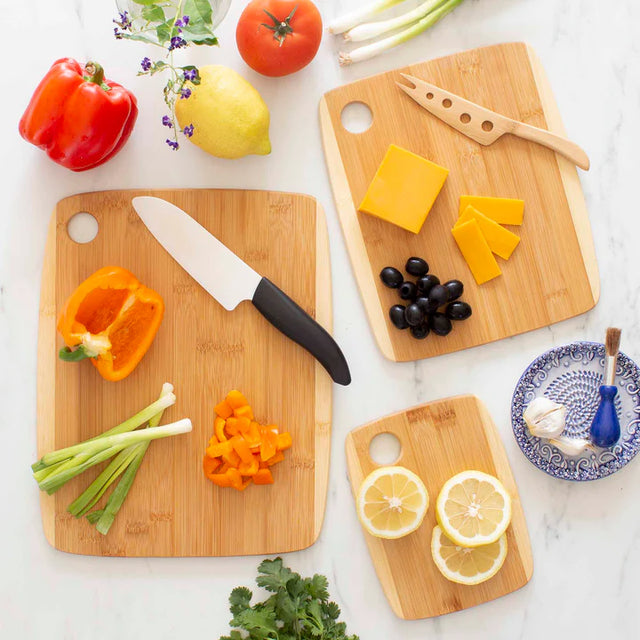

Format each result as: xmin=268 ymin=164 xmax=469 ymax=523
xmin=397 ymin=74 xmax=590 ymax=171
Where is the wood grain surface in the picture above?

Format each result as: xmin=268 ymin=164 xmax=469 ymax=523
xmin=37 ymin=189 xmax=332 ymax=557
xmin=320 ymin=42 xmax=599 ymax=362
xmin=345 ymin=395 xmax=533 ymax=620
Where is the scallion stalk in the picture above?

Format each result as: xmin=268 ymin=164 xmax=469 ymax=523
xmin=328 ymin=0 xmax=405 ymax=35
xmin=339 ymin=0 xmax=464 ymax=65
xmin=344 ymin=0 xmax=446 ymax=42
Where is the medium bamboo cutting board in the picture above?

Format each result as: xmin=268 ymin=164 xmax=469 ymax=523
xmin=320 ymin=42 xmax=599 ymax=362
xmin=37 ymin=189 xmax=332 ymax=557
xmin=345 ymin=395 xmax=533 ymax=619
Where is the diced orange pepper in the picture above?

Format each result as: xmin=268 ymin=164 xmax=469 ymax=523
xmin=226 ymin=390 xmax=249 ymax=409
xmin=260 ymin=429 xmax=278 ymax=461
xmin=206 ymin=440 xmax=232 ymax=458
xmin=219 ymin=462 xmax=230 ymax=473
xmin=254 ymin=468 xmax=274 ymax=485
xmin=214 ymin=416 xmax=227 ymax=442
xmin=203 ymin=455 xmax=221 ymax=477
xmin=266 ymin=451 xmax=285 ymax=466
xmin=234 ymin=405 xmax=254 ymax=420
xmin=225 ymin=417 xmax=239 ymax=436
xmin=214 ymin=400 xmax=233 ymax=419
xmin=209 ymin=472 xmax=232 ymax=488
xmin=237 ymin=417 xmax=251 ymax=433
xmin=222 ymin=448 xmax=241 ymax=467
xmin=245 ymin=422 xmax=261 ymax=447
xmin=230 ymin=435 xmax=254 ymax=465
xmin=276 ymin=432 xmax=292 ymax=451
xmin=207 ymin=434 xmax=219 ymax=447
xmin=238 ymin=455 xmax=260 ymax=476
xmin=227 ymin=468 xmax=244 ymax=491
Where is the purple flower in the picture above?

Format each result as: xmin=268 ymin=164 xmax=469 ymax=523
xmin=166 ymin=139 xmax=179 ymax=150
xmin=114 ymin=27 xmax=123 ymax=39
xmin=141 ymin=57 xmax=152 ymax=72
xmin=162 ymin=115 xmax=173 ymax=128
xmin=175 ymin=15 xmax=190 ymax=28
xmin=183 ymin=124 xmax=194 ymax=138
xmin=180 ymin=88 xmax=192 ymax=100
xmin=169 ymin=36 xmax=187 ymax=51
xmin=113 ymin=10 xmax=131 ymax=32
xmin=183 ymin=68 xmax=197 ymax=81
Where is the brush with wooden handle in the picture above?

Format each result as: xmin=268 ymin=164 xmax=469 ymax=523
xmin=590 ymin=328 xmax=622 ymax=447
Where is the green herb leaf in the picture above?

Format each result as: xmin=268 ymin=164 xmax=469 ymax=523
xmin=156 ymin=20 xmax=173 ymax=44
xmin=132 ymin=0 xmax=159 ymax=5
xmin=184 ymin=0 xmax=213 ymax=24
xmin=229 ymin=587 xmax=252 ymax=616
xmin=141 ymin=5 xmax=165 ymax=22
xmin=257 ymin=557 xmax=297 ymax=592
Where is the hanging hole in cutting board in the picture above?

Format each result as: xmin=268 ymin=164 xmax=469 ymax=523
xmin=482 ymin=120 xmax=494 ymax=132
xmin=67 ymin=212 xmax=98 ymax=244
xmin=369 ymin=432 xmax=402 ymax=466
xmin=341 ymin=101 xmax=373 ymax=134
xmin=460 ymin=113 xmax=471 ymax=124
xmin=442 ymin=98 xmax=452 ymax=108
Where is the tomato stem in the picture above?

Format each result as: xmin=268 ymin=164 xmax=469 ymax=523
xmin=261 ymin=6 xmax=297 ymax=46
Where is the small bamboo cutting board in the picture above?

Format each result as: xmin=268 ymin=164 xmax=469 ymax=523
xmin=320 ymin=42 xmax=599 ymax=362
xmin=37 ymin=189 xmax=332 ymax=557
xmin=345 ymin=396 xmax=533 ymax=619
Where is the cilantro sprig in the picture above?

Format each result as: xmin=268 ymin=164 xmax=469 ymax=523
xmin=220 ymin=558 xmax=359 ymax=640
xmin=113 ymin=0 xmax=220 ymax=150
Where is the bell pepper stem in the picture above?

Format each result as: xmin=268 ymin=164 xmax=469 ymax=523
xmin=58 ymin=345 xmax=95 ymax=362
xmin=85 ymin=62 xmax=104 ymax=86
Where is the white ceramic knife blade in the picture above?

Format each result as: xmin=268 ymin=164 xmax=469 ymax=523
xmin=132 ymin=196 xmax=261 ymax=311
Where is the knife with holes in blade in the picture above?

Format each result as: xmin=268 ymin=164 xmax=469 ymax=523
xmin=132 ymin=196 xmax=351 ymax=386
xmin=397 ymin=73 xmax=589 ymax=170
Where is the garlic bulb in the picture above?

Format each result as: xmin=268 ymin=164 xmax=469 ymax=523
xmin=523 ymin=397 xmax=566 ymax=438
xmin=549 ymin=435 xmax=594 ymax=457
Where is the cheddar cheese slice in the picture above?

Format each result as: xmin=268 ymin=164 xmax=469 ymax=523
xmin=359 ymin=144 xmax=449 ymax=234
xmin=451 ymin=219 xmax=502 ymax=285
xmin=455 ymin=205 xmax=520 ymax=260
xmin=458 ymin=196 xmax=524 ymax=225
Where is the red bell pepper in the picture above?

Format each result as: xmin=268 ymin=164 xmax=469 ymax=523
xmin=19 ymin=58 xmax=138 ymax=172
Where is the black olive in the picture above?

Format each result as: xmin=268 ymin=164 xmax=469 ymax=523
xmin=416 ymin=296 xmax=439 ymax=314
xmin=427 ymin=284 xmax=448 ymax=308
xmin=443 ymin=279 xmax=464 ymax=302
xmin=428 ymin=312 xmax=453 ymax=336
xmin=410 ymin=324 xmax=430 ymax=339
xmin=404 ymin=303 xmax=424 ymax=327
xmin=389 ymin=305 xmax=409 ymax=329
xmin=399 ymin=281 xmax=417 ymax=301
xmin=416 ymin=274 xmax=440 ymax=296
xmin=380 ymin=267 xmax=403 ymax=288
xmin=446 ymin=301 xmax=472 ymax=321
xmin=405 ymin=257 xmax=429 ymax=277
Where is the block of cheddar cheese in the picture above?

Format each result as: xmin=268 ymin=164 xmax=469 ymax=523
xmin=359 ymin=144 xmax=449 ymax=234
xmin=455 ymin=205 xmax=520 ymax=260
xmin=458 ymin=196 xmax=524 ymax=225
xmin=451 ymin=219 xmax=502 ymax=285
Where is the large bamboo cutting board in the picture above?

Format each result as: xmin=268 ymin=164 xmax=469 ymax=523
xmin=345 ymin=395 xmax=533 ymax=619
xmin=320 ymin=42 xmax=599 ymax=362
xmin=37 ymin=189 xmax=332 ymax=556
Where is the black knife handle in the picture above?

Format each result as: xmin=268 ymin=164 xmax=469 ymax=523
xmin=252 ymin=278 xmax=351 ymax=386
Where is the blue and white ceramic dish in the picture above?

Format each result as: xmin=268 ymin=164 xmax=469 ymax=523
xmin=511 ymin=341 xmax=640 ymax=481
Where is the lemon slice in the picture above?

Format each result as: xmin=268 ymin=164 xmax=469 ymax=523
xmin=357 ymin=466 xmax=429 ymax=539
xmin=431 ymin=525 xmax=507 ymax=585
xmin=436 ymin=470 xmax=511 ymax=547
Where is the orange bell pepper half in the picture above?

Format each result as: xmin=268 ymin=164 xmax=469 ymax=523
xmin=57 ymin=266 xmax=164 ymax=382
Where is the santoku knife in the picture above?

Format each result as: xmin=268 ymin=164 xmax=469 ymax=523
xmin=132 ymin=196 xmax=351 ymax=386
xmin=397 ymin=74 xmax=590 ymax=171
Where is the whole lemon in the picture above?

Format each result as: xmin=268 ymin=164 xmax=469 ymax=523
xmin=176 ymin=65 xmax=271 ymax=159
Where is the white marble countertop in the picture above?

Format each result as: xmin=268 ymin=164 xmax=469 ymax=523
xmin=2 ymin=0 xmax=639 ymax=637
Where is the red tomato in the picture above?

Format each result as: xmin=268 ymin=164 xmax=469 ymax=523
xmin=236 ymin=0 xmax=323 ymax=77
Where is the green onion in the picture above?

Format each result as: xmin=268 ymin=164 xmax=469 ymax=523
xmin=328 ymin=0 xmax=404 ymax=35
xmin=339 ymin=0 xmax=464 ymax=65
xmin=344 ymin=0 xmax=447 ymax=42
xmin=74 ymin=383 xmax=174 ymax=533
